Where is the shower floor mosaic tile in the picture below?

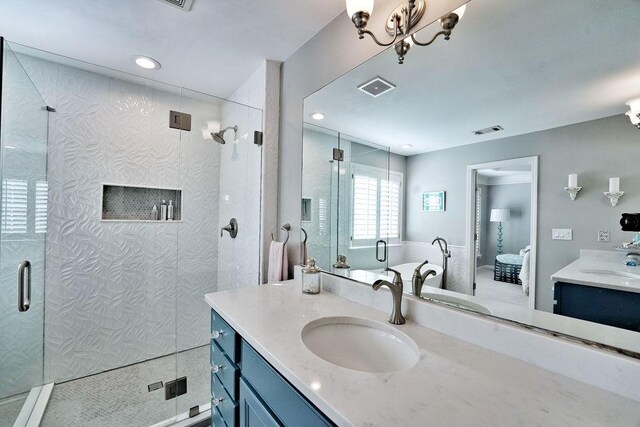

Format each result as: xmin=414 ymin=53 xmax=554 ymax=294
xmin=0 ymin=392 xmax=28 ymax=426
xmin=40 ymin=345 xmax=210 ymax=427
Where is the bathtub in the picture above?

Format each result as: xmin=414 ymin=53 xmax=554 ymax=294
xmin=372 ymin=262 xmax=444 ymax=289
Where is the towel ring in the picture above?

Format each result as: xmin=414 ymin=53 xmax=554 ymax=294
xmin=271 ymin=223 xmax=291 ymax=245
xmin=301 ymin=228 xmax=308 ymax=244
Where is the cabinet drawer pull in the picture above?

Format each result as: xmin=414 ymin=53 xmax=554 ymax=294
xmin=212 ymin=364 xmax=223 ymax=373
xmin=212 ymin=397 xmax=225 ymax=407
xmin=211 ymin=329 xmax=225 ymax=339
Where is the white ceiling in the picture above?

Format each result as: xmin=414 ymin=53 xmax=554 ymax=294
xmin=0 ymin=0 xmax=346 ymax=97
xmin=304 ymin=0 xmax=640 ymax=155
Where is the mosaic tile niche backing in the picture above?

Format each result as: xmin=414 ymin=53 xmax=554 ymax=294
xmin=102 ymin=185 xmax=182 ymax=221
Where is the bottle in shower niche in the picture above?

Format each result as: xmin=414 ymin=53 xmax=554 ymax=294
xmin=151 ymin=205 xmax=158 ymax=221
xmin=168 ymin=200 xmax=174 ymax=221
xmin=160 ymin=200 xmax=168 ymax=221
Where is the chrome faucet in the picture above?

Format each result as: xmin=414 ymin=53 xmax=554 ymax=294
xmin=432 ymin=236 xmax=451 ymax=289
xmin=372 ymin=268 xmax=406 ymax=325
xmin=411 ymin=260 xmax=437 ymax=298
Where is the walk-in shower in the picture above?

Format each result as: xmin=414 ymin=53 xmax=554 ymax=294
xmin=0 ymin=37 xmax=264 ymax=426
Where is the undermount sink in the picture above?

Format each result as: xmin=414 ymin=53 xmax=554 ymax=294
xmin=301 ymin=316 xmax=420 ymax=373
xmin=580 ymin=269 xmax=640 ymax=279
xmin=422 ymin=294 xmax=492 ymax=315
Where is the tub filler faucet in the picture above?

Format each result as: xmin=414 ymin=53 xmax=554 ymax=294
xmin=432 ymin=237 xmax=451 ymax=289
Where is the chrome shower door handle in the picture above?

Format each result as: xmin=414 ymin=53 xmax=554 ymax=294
xmin=17 ymin=260 xmax=31 ymax=312
xmin=376 ymin=240 xmax=387 ymax=263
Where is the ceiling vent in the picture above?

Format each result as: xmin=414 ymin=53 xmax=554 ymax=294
xmin=358 ymin=77 xmax=396 ymax=98
xmin=157 ymin=0 xmax=194 ymax=12
xmin=473 ymin=125 xmax=504 ymax=136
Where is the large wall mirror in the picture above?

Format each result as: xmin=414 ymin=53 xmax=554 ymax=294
xmin=301 ymin=0 xmax=640 ymax=355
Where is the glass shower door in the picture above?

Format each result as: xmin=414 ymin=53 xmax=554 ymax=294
xmin=337 ymin=133 xmax=392 ymax=273
xmin=0 ymin=38 xmax=49 ymax=425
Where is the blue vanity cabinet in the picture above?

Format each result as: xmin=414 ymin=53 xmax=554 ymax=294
xmin=211 ymin=309 xmax=335 ymax=427
xmin=553 ymin=281 xmax=640 ymax=332
xmin=239 ymin=379 xmax=281 ymax=427
xmin=211 ymin=310 xmax=240 ymax=425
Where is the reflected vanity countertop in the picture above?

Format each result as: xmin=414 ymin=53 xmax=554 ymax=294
xmin=551 ymin=250 xmax=640 ymax=293
xmin=418 ymin=281 xmax=640 ymax=355
xmin=205 ymin=282 xmax=640 ymax=426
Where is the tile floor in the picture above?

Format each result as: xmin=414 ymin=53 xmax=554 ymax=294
xmin=40 ymin=345 xmax=210 ymax=427
xmin=0 ymin=392 xmax=28 ymax=426
xmin=475 ymin=267 xmax=529 ymax=307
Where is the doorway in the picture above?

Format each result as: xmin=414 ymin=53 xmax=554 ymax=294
xmin=465 ymin=157 xmax=538 ymax=310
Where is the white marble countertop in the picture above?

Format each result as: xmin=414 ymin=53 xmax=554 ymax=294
xmin=551 ymin=251 xmax=640 ymax=293
xmin=205 ymin=282 xmax=640 ymax=426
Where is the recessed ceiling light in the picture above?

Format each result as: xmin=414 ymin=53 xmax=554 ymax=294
xmin=400 ymin=144 xmax=413 ymax=149
xmin=310 ymin=112 xmax=325 ymax=120
xmin=135 ymin=56 xmax=161 ymax=70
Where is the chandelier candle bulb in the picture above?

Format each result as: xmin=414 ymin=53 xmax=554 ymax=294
xmin=346 ymin=0 xmax=374 ymax=17
xmin=609 ymin=177 xmax=620 ymax=193
xmin=568 ymin=174 xmax=578 ymax=188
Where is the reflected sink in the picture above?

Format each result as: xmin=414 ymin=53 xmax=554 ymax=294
xmin=301 ymin=316 xmax=420 ymax=373
xmin=422 ymin=294 xmax=492 ymax=315
xmin=579 ymin=269 xmax=640 ymax=279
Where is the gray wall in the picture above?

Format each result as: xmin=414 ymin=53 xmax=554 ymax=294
xmin=405 ymin=114 xmax=640 ymax=311
xmin=482 ymin=183 xmax=531 ymax=265
xmin=278 ymin=0 xmax=467 ymax=271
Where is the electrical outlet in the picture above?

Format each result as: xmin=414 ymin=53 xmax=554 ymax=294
xmin=598 ymin=230 xmax=610 ymax=242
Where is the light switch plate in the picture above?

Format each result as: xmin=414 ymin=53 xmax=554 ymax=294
xmin=598 ymin=230 xmax=610 ymax=242
xmin=552 ymin=228 xmax=573 ymax=240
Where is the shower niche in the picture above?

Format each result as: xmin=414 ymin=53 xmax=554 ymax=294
xmin=101 ymin=184 xmax=182 ymax=222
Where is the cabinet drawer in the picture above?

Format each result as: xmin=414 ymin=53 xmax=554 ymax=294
xmin=211 ymin=340 xmax=240 ymax=400
xmin=211 ymin=310 xmax=240 ymax=362
xmin=211 ymin=404 xmax=227 ymax=427
xmin=212 ymin=372 xmax=238 ymax=426
xmin=241 ymin=341 xmax=333 ymax=427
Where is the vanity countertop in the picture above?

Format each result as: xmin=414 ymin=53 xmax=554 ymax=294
xmin=551 ymin=256 xmax=640 ymax=293
xmin=205 ymin=282 xmax=640 ymax=426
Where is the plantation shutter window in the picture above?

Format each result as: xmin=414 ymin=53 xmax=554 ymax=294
xmin=350 ymin=164 xmax=403 ymax=247
xmin=35 ymin=180 xmax=48 ymax=234
xmin=1 ymin=179 xmax=28 ymax=234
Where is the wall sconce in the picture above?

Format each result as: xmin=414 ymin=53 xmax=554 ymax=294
xmin=626 ymin=98 xmax=640 ymax=129
xmin=564 ymin=173 xmax=582 ymax=200
xmin=604 ymin=177 xmax=624 ymax=207
xmin=345 ymin=0 xmax=466 ymax=64
xmin=564 ymin=173 xmax=582 ymax=201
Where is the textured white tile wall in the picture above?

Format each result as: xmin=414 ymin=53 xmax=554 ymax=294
xmin=11 ymin=53 xmax=266 ymax=385
xmin=216 ymin=65 xmax=265 ymax=289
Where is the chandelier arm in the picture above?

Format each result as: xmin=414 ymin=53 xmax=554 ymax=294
xmin=359 ymin=29 xmax=401 ymax=47
xmin=410 ymin=29 xmax=451 ymax=47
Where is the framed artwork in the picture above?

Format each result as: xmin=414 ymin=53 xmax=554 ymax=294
xmin=422 ymin=191 xmax=446 ymax=212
